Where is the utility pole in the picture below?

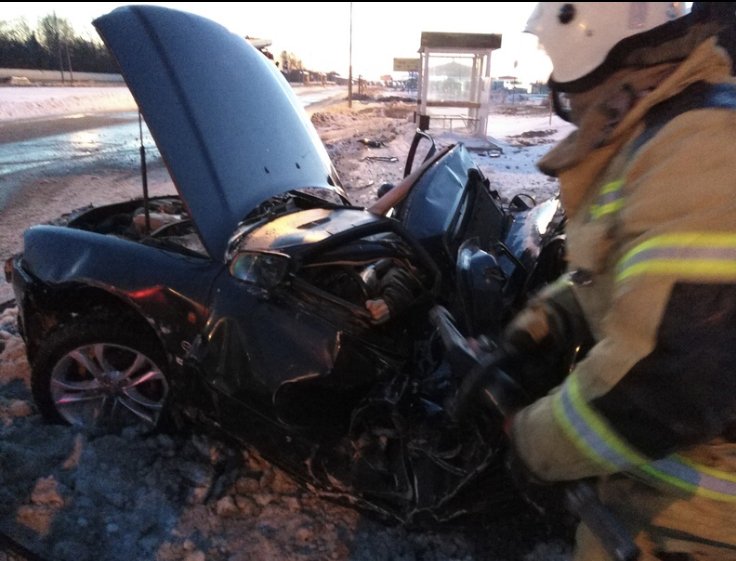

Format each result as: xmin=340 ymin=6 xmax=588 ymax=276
xmin=348 ymin=2 xmax=353 ymax=108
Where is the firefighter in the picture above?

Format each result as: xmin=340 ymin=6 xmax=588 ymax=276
xmin=501 ymin=3 xmax=736 ymax=560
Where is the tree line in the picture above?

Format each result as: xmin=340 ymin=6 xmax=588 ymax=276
xmin=0 ymin=14 xmax=116 ymax=74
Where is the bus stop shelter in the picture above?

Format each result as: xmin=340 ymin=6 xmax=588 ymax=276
xmin=415 ymin=32 xmax=502 ymax=137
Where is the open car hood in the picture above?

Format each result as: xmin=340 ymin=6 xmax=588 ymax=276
xmin=94 ymin=5 xmax=345 ymax=259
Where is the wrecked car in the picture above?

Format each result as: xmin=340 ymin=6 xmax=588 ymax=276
xmin=5 ymin=5 xmax=567 ymax=523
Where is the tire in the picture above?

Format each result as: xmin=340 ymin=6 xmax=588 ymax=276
xmin=31 ymin=311 xmax=170 ymax=432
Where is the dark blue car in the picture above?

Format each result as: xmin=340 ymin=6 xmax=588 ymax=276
xmin=5 ymin=5 xmax=567 ymax=523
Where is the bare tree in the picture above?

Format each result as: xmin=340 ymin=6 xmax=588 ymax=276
xmin=38 ymin=13 xmax=75 ymax=81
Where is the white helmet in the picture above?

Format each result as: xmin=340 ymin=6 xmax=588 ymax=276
xmin=526 ymin=2 xmax=689 ymax=89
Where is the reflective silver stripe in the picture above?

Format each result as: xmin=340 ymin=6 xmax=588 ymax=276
xmin=554 ymin=374 xmax=649 ymax=471
xmin=638 ymin=456 xmax=736 ymax=502
xmin=617 ymin=233 xmax=736 ymax=282
xmin=554 ymin=374 xmax=736 ymax=501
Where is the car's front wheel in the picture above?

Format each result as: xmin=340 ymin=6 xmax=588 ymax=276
xmin=31 ymin=312 xmax=170 ymax=432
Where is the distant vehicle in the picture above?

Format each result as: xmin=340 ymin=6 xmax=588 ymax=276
xmin=6 ymin=5 xmax=567 ymax=524
xmin=245 ymin=36 xmax=276 ymax=64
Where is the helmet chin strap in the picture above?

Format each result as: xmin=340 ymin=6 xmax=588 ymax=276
xmin=550 ymin=86 xmax=573 ymax=123
xmin=550 ymin=49 xmax=683 ymax=130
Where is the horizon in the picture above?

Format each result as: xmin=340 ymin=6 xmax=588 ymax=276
xmin=2 ymin=2 xmax=552 ymax=84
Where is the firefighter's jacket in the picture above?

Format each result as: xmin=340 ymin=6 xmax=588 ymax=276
xmin=510 ymin=37 xmax=736 ymax=550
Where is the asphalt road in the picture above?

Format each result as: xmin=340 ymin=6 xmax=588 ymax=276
xmin=0 ymin=111 xmax=139 ymax=144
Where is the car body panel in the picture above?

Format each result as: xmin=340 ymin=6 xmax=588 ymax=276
xmin=236 ymin=207 xmax=384 ymax=252
xmin=202 ymin=207 xmax=424 ymax=427
xmin=16 ymin=223 xmax=219 ymax=357
xmin=21 ymin=225 xmax=214 ymax=296
xmin=397 ymin=145 xmax=475 ymax=244
xmin=195 ymin=283 xmax=400 ymax=428
xmin=93 ymin=5 xmax=345 ymax=260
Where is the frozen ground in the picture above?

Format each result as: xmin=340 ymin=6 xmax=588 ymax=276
xmin=0 ymin=86 xmax=577 ymax=561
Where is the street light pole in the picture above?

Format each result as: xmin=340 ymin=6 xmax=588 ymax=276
xmin=348 ymin=2 xmax=353 ymax=108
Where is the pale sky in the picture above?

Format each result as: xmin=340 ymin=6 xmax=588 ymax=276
xmin=2 ymin=2 xmax=552 ymax=84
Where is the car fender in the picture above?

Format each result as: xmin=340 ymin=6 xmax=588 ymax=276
xmin=20 ymin=224 xmax=221 ymax=358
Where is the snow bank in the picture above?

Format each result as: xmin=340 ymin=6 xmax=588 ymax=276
xmin=0 ymin=86 xmax=136 ymax=122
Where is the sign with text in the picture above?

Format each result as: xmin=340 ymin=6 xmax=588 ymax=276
xmin=393 ymin=58 xmax=420 ymax=72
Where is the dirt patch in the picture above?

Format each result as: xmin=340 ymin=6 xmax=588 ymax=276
xmin=309 ymin=100 xmax=419 ymax=206
xmin=496 ymin=103 xmax=552 ymax=117
xmin=507 ymin=129 xmax=559 ymax=147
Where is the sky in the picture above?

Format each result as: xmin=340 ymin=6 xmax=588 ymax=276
xmin=2 ymin=2 xmax=552 ymax=84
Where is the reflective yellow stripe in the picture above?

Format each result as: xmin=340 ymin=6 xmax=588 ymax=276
xmin=554 ymin=374 xmax=650 ymax=470
xmin=617 ymin=233 xmax=736 ymax=282
xmin=637 ymin=455 xmax=736 ymax=502
xmin=590 ymin=200 xmax=625 ymax=221
xmin=589 ymin=180 xmax=624 ymax=220
xmin=554 ymin=375 xmax=736 ymax=501
xmin=681 ymin=455 xmax=736 ymax=483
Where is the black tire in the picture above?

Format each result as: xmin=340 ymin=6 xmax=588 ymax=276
xmin=31 ymin=311 xmax=170 ymax=432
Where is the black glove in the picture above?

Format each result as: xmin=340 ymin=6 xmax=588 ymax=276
xmin=501 ymin=276 xmax=594 ymax=399
xmin=504 ymin=441 xmax=566 ymax=515
xmin=449 ymin=350 xmax=530 ymax=422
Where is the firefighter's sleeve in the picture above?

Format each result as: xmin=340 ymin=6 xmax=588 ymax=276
xmin=509 ymin=109 xmax=736 ymax=488
xmin=500 ymin=276 xmax=594 ymax=399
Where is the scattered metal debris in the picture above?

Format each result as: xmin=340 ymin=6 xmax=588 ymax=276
xmin=359 ymin=138 xmax=384 ymax=148
xmin=351 ymin=180 xmax=375 ymax=190
xmin=362 ymin=156 xmax=398 ymax=163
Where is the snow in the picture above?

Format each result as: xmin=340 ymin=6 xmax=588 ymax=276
xmin=0 ymin=86 xmax=577 ymax=561
xmin=0 ymin=86 xmax=136 ymax=122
